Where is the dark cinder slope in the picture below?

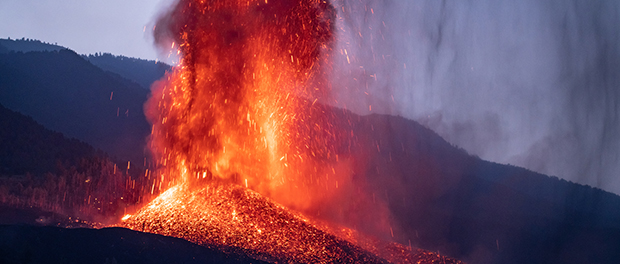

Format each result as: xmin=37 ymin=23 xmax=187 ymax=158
xmin=0 ymin=225 xmax=268 ymax=264
xmin=0 ymin=49 xmax=151 ymax=164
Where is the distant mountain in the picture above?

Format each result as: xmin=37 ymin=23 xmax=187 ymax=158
xmin=0 ymin=49 xmax=150 ymax=164
xmin=0 ymin=38 xmax=170 ymax=91
xmin=0 ymin=38 xmax=65 ymax=53
xmin=83 ymin=53 xmax=171 ymax=90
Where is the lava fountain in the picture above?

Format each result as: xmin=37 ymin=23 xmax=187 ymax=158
xmin=144 ymin=0 xmax=342 ymax=209
xmin=122 ymin=0 xmax=461 ymax=262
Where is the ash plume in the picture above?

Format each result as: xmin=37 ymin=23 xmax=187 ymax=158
xmin=330 ymin=0 xmax=620 ymax=194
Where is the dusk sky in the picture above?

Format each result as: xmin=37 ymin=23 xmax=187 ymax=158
xmin=0 ymin=0 xmax=167 ymax=61
xmin=2 ymin=0 xmax=620 ymax=194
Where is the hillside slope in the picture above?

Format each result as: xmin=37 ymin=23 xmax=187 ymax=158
xmin=0 ymin=103 xmax=102 ymax=176
xmin=0 ymin=49 xmax=150 ymax=164
xmin=342 ymin=111 xmax=620 ymax=264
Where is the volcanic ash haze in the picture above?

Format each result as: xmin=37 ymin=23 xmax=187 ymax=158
xmin=330 ymin=0 xmax=620 ymax=194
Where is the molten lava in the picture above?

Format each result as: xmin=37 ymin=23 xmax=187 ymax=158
xmin=122 ymin=0 xmax=463 ymax=263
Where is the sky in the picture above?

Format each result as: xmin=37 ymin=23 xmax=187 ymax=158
xmin=2 ymin=0 xmax=620 ymax=194
xmin=0 ymin=0 xmax=167 ymax=61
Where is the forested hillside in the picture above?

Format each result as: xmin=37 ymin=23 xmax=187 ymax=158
xmin=0 ymin=103 xmax=102 ymax=175
xmin=0 ymin=38 xmax=65 ymax=53
xmin=83 ymin=53 xmax=171 ymax=90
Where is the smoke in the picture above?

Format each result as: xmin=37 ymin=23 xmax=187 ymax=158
xmin=330 ymin=0 xmax=620 ymax=194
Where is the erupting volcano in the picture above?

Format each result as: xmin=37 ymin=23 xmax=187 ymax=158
xmin=144 ymin=0 xmax=339 ymax=196
xmin=5 ymin=1 xmax=620 ymax=263
xmin=120 ymin=0 xmax=461 ymax=262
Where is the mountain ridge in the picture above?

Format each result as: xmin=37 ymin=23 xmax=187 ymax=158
xmin=82 ymin=53 xmax=171 ymax=90
xmin=0 ymin=38 xmax=65 ymax=53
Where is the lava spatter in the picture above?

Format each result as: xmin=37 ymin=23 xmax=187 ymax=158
xmin=122 ymin=182 xmax=386 ymax=263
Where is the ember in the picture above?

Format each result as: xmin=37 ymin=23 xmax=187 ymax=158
xmin=122 ymin=182 xmax=462 ymax=263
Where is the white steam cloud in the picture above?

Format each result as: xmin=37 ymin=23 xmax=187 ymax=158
xmin=330 ymin=0 xmax=620 ymax=194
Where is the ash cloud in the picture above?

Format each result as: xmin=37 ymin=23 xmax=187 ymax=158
xmin=331 ymin=0 xmax=620 ymax=194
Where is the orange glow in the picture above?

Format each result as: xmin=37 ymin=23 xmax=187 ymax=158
xmin=120 ymin=0 xmax=462 ymax=263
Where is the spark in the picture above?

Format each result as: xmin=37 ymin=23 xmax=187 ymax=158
xmin=121 ymin=214 xmax=132 ymax=221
